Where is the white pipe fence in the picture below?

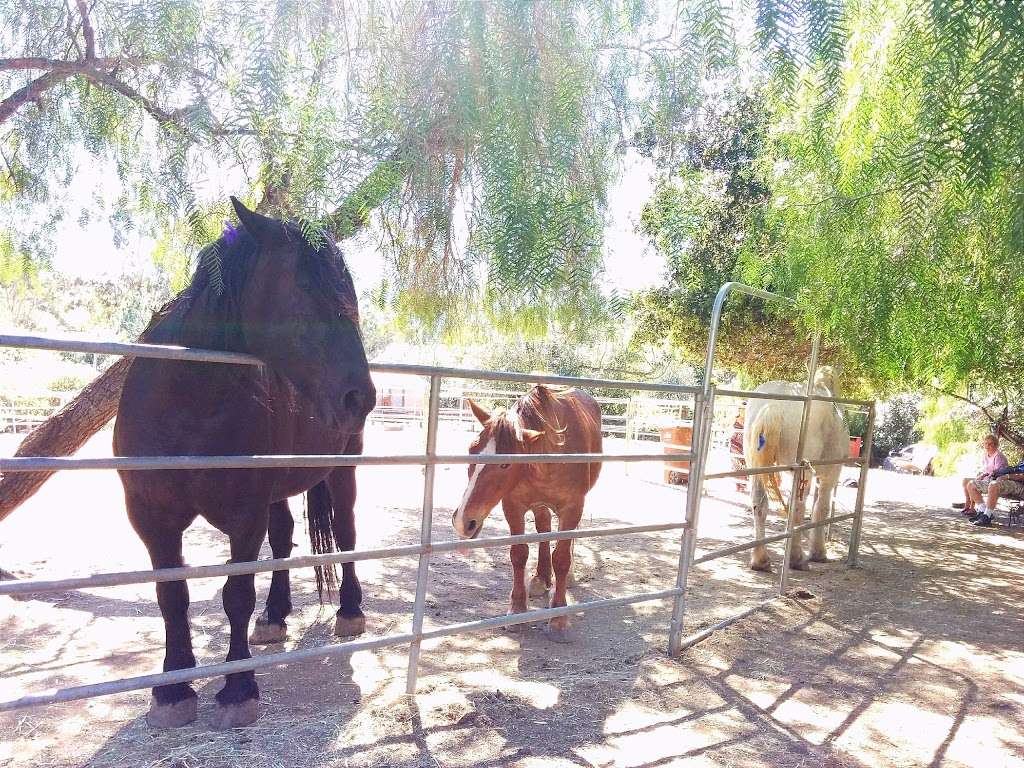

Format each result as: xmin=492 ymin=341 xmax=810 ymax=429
xmin=0 ymin=288 xmax=875 ymax=713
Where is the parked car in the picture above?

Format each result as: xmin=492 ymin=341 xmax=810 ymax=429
xmin=883 ymin=443 xmax=937 ymax=475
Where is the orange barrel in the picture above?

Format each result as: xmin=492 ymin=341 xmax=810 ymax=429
xmin=660 ymin=425 xmax=693 ymax=484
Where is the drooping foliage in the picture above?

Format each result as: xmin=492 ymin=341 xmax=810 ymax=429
xmin=0 ymin=0 xmax=735 ymax=335
xmin=635 ymin=0 xmax=1024 ymax=403
xmin=750 ymin=0 xmax=1024 ymax=395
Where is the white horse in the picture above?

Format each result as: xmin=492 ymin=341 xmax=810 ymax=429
xmin=743 ymin=366 xmax=849 ymax=571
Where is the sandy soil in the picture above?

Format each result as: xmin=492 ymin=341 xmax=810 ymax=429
xmin=1 ymin=425 xmax=1022 ymax=767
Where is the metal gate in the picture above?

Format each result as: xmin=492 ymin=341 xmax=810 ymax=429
xmin=0 ymin=282 xmax=875 ymax=712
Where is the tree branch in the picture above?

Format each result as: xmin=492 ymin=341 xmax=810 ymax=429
xmin=0 ymin=71 xmax=72 ymax=125
xmin=79 ymin=67 xmax=185 ymax=129
xmin=0 ymin=57 xmax=133 ymax=72
xmin=927 ymin=384 xmax=1002 ymax=425
xmin=75 ymin=0 xmax=96 ymax=59
xmin=1 ymin=59 xmax=259 ymax=136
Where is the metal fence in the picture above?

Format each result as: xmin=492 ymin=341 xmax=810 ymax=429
xmin=0 ymin=282 xmax=875 ymax=713
xmin=367 ymin=383 xmax=688 ymax=440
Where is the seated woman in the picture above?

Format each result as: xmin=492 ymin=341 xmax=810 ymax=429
xmin=958 ymin=434 xmax=1007 ymax=514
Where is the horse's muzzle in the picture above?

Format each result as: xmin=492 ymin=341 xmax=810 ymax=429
xmin=452 ymin=511 xmax=483 ymax=540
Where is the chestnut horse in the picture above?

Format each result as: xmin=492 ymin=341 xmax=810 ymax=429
xmin=114 ymin=199 xmax=375 ymax=729
xmin=452 ymin=385 xmax=602 ymax=640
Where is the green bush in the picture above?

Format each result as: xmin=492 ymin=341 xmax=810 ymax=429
xmin=917 ymin=395 xmax=983 ymax=477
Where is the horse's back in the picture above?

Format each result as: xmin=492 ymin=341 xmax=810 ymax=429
xmin=744 ymin=379 xmax=848 ymax=464
xmin=529 ymin=386 xmax=602 ymax=493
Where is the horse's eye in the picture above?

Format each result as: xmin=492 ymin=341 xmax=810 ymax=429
xmin=500 ymin=463 xmax=511 ymax=469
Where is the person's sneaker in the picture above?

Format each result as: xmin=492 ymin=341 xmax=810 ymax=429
xmin=973 ymin=512 xmax=993 ymax=527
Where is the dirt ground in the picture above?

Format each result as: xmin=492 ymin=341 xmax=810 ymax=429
xmin=1 ymin=424 xmax=1022 ymax=768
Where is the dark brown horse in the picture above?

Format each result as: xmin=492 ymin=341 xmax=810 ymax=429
xmin=452 ymin=386 xmax=601 ymax=641
xmin=114 ymin=199 xmax=375 ymax=729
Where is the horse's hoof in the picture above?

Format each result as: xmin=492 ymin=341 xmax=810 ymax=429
xmin=749 ymin=558 xmax=772 ymax=572
xmin=528 ymin=576 xmax=550 ymax=598
xmin=146 ymin=697 xmax=198 ymax=729
xmin=212 ymin=698 xmax=260 ymax=730
xmin=544 ymin=618 xmax=574 ymax=644
xmin=250 ymin=618 xmax=287 ymax=645
xmin=334 ymin=613 xmax=366 ymax=638
xmin=809 ymin=552 xmax=828 ymax=563
xmin=789 ymin=559 xmax=811 ymax=571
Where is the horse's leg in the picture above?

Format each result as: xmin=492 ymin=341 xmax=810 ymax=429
xmin=749 ymin=476 xmax=772 ymax=571
xmin=503 ymin=499 xmax=530 ymax=631
xmin=546 ymin=502 xmax=582 ymax=642
xmin=810 ymin=469 xmax=839 ymax=562
xmin=529 ymin=506 xmax=553 ymax=599
xmin=213 ymin=515 xmax=267 ymax=730
xmin=251 ymin=500 xmax=293 ymax=644
xmin=788 ymin=471 xmax=810 ymax=571
xmin=327 ymin=441 xmax=365 ymax=637
xmin=134 ymin=520 xmax=198 ymax=728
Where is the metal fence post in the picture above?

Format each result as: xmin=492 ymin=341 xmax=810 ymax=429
xmin=847 ymin=402 xmax=876 ymax=568
xmin=405 ymin=374 xmax=442 ymax=694
xmin=667 ymin=386 xmax=715 ymax=655
xmin=779 ymin=334 xmax=820 ymax=595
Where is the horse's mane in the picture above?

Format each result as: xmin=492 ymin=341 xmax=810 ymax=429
xmin=497 ymin=385 xmax=596 ymax=450
xmin=140 ymin=221 xmax=358 ymax=348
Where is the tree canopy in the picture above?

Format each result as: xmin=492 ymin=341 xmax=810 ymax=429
xmin=1 ymin=0 xmax=733 ymax=334
xmin=633 ymin=0 xmax=1024 ymax=407
xmin=3 ymin=0 xmax=1023 ymax=413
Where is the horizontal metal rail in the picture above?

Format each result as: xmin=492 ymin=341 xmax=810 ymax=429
xmin=0 ymin=333 xmax=262 ymax=366
xmin=0 ymin=521 xmax=686 ymax=598
xmin=715 ymin=387 xmax=873 ymax=409
xmin=0 ymin=333 xmax=699 ymax=395
xmin=692 ymin=512 xmax=855 ymax=565
xmin=0 ymin=585 xmax=682 ymax=712
xmin=0 ymin=452 xmax=688 ymax=473
xmin=371 ymin=362 xmax=700 ymax=394
xmin=702 ymin=456 xmax=863 ymax=481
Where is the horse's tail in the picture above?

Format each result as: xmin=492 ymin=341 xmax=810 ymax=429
xmin=746 ymin=406 xmax=789 ymax=517
xmin=305 ymin=480 xmax=337 ymax=602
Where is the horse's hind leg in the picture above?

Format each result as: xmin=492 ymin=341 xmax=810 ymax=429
xmin=327 ymin=456 xmax=365 ymax=638
xmin=787 ymin=472 xmax=810 ymax=571
xmin=134 ymin=521 xmax=198 ymax=728
xmin=213 ymin=515 xmax=267 ymax=729
xmin=251 ymin=501 xmax=293 ymax=644
xmin=810 ymin=470 xmax=839 ymax=562
xmin=529 ymin=506 xmax=553 ymax=598
xmin=749 ymin=477 xmax=772 ymax=571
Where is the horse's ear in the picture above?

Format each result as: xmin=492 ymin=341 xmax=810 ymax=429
xmin=468 ymin=399 xmax=491 ymax=425
xmin=231 ymin=196 xmax=276 ymax=240
xmin=520 ymin=429 xmax=545 ymax=443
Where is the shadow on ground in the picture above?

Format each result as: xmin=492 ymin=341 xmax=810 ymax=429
xmin=3 ymin=468 xmax=1024 ymax=767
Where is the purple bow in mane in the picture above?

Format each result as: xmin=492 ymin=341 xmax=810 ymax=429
xmin=223 ymin=220 xmax=240 ymax=245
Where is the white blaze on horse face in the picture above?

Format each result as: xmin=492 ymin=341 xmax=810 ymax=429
xmin=453 ymin=436 xmax=496 ymax=538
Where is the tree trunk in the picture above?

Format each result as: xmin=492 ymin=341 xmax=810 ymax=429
xmin=0 ymin=356 xmax=132 ymax=523
xmin=0 ymin=153 xmax=409 ymax=524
